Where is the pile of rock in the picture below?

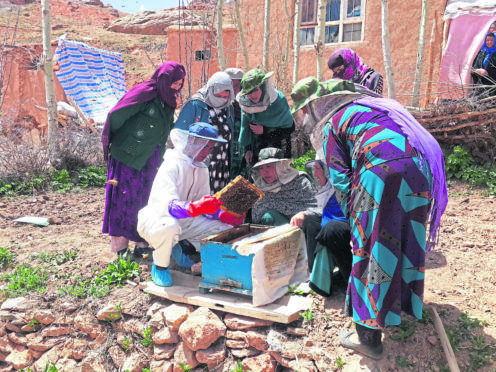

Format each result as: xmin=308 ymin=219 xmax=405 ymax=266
xmin=0 ymin=288 xmax=329 ymax=371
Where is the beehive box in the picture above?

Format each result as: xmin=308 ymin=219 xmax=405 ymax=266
xmin=199 ymin=223 xmax=308 ymax=306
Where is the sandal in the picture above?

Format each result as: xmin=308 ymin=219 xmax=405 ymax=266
xmin=339 ymin=331 xmax=384 ymax=360
xmin=133 ymin=246 xmax=154 ymax=259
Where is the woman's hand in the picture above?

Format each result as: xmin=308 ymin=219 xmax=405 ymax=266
xmin=244 ymin=150 xmax=253 ymax=164
xmin=290 ymin=211 xmax=308 ymax=228
xmin=474 ymin=68 xmax=488 ymax=76
xmin=249 ymin=123 xmax=264 ymax=135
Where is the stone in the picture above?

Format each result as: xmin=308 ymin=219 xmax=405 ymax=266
xmin=7 ymin=332 xmax=28 ymax=346
xmin=79 ymin=351 xmax=106 ymax=372
xmin=178 ymin=307 xmax=226 ymax=351
xmin=122 ymin=353 xmax=148 ymax=372
xmin=195 ymin=341 xmax=226 ymax=370
xmin=287 ymin=327 xmax=307 ymax=336
xmin=5 ymin=323 xmax=22 ymax=333
xmin=266 ymin=330 xmax=288 ymax=352
xmin=146 ymin=302 xmax=164 ymax=318
xmin=33 ymin=309 xmax=56 ymax=325
xmin=173 ymin=342 xmax=198 ymax=371
xmin=122 ymin=319 xmax=147 ymax=335
xmin=226 ymin=330 xmax=247 ymax=340
xmin=27 ymin=336 xmax=64 ymax=352
xmin=153 ymin=343 xmax=176 ymax=360
xmin=163 ymin=304 xmax=193 ymax=331
xmin=230 ymin=347 xmax=260 ymax=358
xmin=32 ymin=345 xmax=63 ymax=371
xmin=150 ymin=359 xmax=173 ymax=372
xmin=428 ymin=335 xmax=438 ymax=345
xmin=0 ymin=336 xmax=25 ymax=353
xmin=108 ymin=345 xmax=126 ymax=367
xmin=246 ymin=330 xmax=268 ymax=351
xmin=152 ymin=327 xmax=179 ymax=344
xmin=5 ymin=349 xmax=33 ymax=369
xmin=224 ymin=313 xmax=273 ymax=330
xmin=89 ymin=334 xmax=107 ymax=350
xmin=226 ymin=339 xmax=249 ymax=348
xmin=107 ymin=9 xmax=202 ymax=35
xmin=74 ymin=313 xmax=107 ymax=339
xmin=55 ymin=358 xmax=79 ymax=371
xmin=41 ymin=326 xmax=71 ymax=337
xmin=148 ymin=310 xmax=166 ymax=330
xmin=1 ymin=298 xmax=38 ymax=312
xmin=96 ymin=304 xmax=121 ymax=321
xmin=287 ymin=358 xmax=317 ymax=372
xmin=242 ymin=353 xmax=277 ymax=372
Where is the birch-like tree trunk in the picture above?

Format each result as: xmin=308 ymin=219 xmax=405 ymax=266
xmin=282 ymin=0 xmax=292 ymax=84
xmin=315 ymin=0 xmax=326 ymax=80
xmin=41 ymin=0 xmax=58 ymax=161
xmin=262 ymin=0 xmax=271 ymax=71
xmin=412 ymin=0 xmax=428 ymax=107
xmin=381 ymin=0 xmax=396 ymax=99
xmin=216 ymin=0 xmax=226 ymax=70
xmin=233 ymin=0 xmax=249 ymax=70
xmin=292 ymin=0 xmax=302 ymax=84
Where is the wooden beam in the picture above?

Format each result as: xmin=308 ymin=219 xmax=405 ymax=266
xmin=143 ymin=270 xmax=312 ymax=324
xmin=426 ymin=305 xmax=460 ymax=372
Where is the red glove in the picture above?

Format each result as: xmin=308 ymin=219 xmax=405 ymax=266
xmin=187 ymin=196 xmax=222 ymax=217
xmin=219 ymin=210 xmax=245 ymax=226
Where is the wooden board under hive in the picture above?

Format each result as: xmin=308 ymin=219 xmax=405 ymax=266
xmin=214 ymin=175 xmax=264 ymax=217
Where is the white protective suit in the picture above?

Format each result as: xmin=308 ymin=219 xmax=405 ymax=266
xmin=137 ymin=129 xmax=232 ymax=267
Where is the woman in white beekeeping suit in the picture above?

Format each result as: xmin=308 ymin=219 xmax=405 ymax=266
xmin=138 ymin=122 xmax=243 ymax=287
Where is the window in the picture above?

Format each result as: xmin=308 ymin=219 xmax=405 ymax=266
xmin=299 ymin=0 xmax=364 ymax=46
xmin=194 ymin=50 xmax=211 ymax=61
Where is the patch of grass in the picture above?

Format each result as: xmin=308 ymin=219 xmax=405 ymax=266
xmin=95 ymin=255 xmax=141 ymax=287
xmin=335 ymin=356 xmax=344 ymax=370
xmin=286 ymin=284 xmax=314 ymax=296
xmin=390 ymin=320 xmax=416 ymax=342
xmin=2 ymin=264 xmax=50 ymax=297
xmin=469 ymin=334 xmax=495 ymax=371
xmin=0 ymin=247 xmax=15 ymax=269
xmin=78 ymin=166 xmax=107 ymax=188
xmin=57 ymin=275 xmax=110 ymax=299
xmin=35 ymin=249 xmax=79 ymax=265
xmin=141 ymin=327 xmax=153 ymax=348
xmin=418 ymin=308 xmax=433 ymax=325
xmin=122 ymin=336 xmax=132 ymax=353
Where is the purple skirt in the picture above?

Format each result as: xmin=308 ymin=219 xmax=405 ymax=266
xmin=102 ymin=146 xmax=161 ymax=243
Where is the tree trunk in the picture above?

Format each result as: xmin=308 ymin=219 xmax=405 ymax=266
xmin=412 ymin=0 xmax=428 ymax=107
xmin=381 ymin=0 xmax=396 ymax=99
xmin=263 ymin=0 xmax=271 ymax=71
xmin=41 ymin=0 xmax=58 ymax=162
xmin=292 ymin=0 xmax=302 ymax=84
xmin=233 ymin=0 xmax=249 ymax=70
xmin=315 ymin=0 xmax=326 ymax=80
xmin=216 ymin=0 xmax=226 ymax=70
xmin=282 ymin=0 xmax=292 ymax=85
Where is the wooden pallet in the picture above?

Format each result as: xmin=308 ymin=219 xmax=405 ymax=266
xmin=143 ymin=270 xmax=312 ymax=324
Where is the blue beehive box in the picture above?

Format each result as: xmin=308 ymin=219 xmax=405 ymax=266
xmin=199 ymin=224 xmax=272 ymax=296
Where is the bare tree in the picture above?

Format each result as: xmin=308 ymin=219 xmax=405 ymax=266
xmin=412 ymin=0 xmax=428 ymax=107
xmin=233 ymin=0 xmax=249 ymax=70
xmin=315 ymin=0 xmax=326 ymax=80
xmin=381 ymin=0 xmax=396 ymax=99
xmin=41 ymin=0 xmax=58 ymax=161
xmin=292 ymin=0 xmax=302 ymax=84
xmin=216 ymin=0 xmax=226 ymax=70
xmin=0 ymin=6 xmax=20 ymax=126
xmin=263 ymin=0 xmax=271 ymax=71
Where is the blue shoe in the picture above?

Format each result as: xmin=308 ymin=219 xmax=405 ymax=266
xmin=151 ymin=263 xmax=173 ymax=287
xmin=171 ymin=244 xmax=195 ymax=268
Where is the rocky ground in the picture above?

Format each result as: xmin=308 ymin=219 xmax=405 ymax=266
xmin=0 ymin=181 xmax=494 ymax=371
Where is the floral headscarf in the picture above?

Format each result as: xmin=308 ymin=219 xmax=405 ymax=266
xmin=327 ymin=48 xmax=370 ymax=83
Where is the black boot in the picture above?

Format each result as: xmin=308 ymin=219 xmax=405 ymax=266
xmin=339 ymin=323 xmax=384 ymax=360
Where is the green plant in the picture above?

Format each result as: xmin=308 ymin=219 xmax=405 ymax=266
xmin=2 ymin=264 xmax=50 ymax=297
xmin=390 ymin=320 xmax=416 ymax=342
xmin=418 ymin=308 xmax=433 ymax=325
xmin=78 ymin=166 xmax=107 ymax=188
xmin=230 ymin=360 xmax=251 ymax=372
xmin=57 ymin=275 xmax=110 ymax=299
xmin=445 ymin=326 xmax=462 ymax=352
xmin=299 ymin=308 xmax=314 ymax=322
xmin=469 ymin=334 xmax=495 ymax=371
xmin=0 ymin=247 xmax=15 ymax=268
xmin=291 ymin=150 xmax=316 ymax=171
xmin=445 ymin=146 xmax=472 ymax=179
xmin=95 ymin=255 xmax=141 ymax=287
xmin=141 ymin=327 xmax=153 ymax=348
xmin=335 ymin=356 xmax=343 ymax=370
xmin=54 ymin=248 xmax=79 ymax=265
xmin=179 ymin=364 xmax=192 ymax=371
xmin=50 ymin=169 xmax=74 ymax=193
xmin=395 ymin=355 xmax=415 ymax=369
xmin=122 ymin=336 xmax=132 ymax=353
xmin=27 ymin=318 xmax=41 ymax=331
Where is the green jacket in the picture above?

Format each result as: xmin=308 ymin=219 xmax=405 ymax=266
xmin=109 ymin=97 xmax=174 ymax=170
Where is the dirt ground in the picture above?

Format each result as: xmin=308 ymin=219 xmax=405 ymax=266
xmin=0 ymin=181 xmax=495 ymax=371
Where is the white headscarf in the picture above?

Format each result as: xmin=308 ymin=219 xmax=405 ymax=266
xmin=191 ymin=71 xmax=235 ymax=110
